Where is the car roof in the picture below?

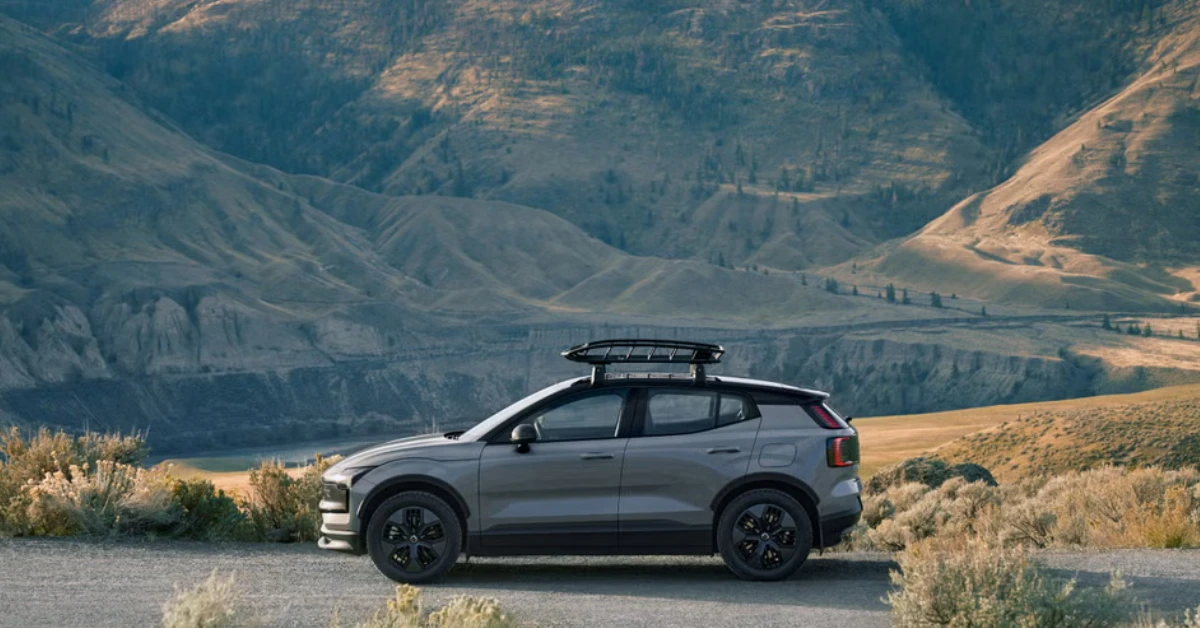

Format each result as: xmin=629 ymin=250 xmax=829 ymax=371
xmin=589 ymin=373 xmax=830 ymax=399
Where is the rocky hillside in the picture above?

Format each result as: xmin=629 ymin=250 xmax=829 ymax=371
xmin=2 ymin=1 xmax=1200 ymax=452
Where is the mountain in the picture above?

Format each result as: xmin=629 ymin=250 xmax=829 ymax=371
xmin=0 ymin=0 xmax=995 ymax=270
xmin=841 ymin=1 xmax=1200 ymax=311
xmin=2 ymin=2 xmax=1200 ymax=453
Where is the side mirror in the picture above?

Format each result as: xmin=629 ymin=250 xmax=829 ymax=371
xmin=511 ymin=424 xmax=537 ymax=453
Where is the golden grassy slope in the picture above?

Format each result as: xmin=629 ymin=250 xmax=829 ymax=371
xmin=841 ymin=1 xmax=1200 ymax=311
xmin=856 ymin=383 xmax=1200 ymax=477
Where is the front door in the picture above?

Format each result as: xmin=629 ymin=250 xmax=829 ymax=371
xmin=618 ymin=387 xmax=761 ymax=553
xmin=477 ymin=388 xmax=631 ymax=554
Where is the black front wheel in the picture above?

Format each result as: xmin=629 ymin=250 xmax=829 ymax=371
xmin=717 ymin=488 xmax=812 ymax=581
xmin=366 ymin=491 xmax=462 ymax=584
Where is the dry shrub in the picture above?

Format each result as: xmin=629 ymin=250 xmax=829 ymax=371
xmin=161 ymin=571 xmax=255 ymax=628
xmin=860 ymin=459 xmax=1200 ymax=551
xmin=1137 ymin=606 xmax=1200 ymax=628
xmin=336 ymin=585 xmax=513 ymax=628
xmin=243 ymin=455 xmax=338 ymax=542
xmin=427 ymin=596 xmax=513 ymax=628
xmin=172 ymin=478 xmax=249 ymax=541
xmin=888 ymin=537 xmax=1130 ymax=628
xmin=19 ymin=460 xmax=181 ymax=536
xmin=0 ymin=428 xmax=146 ymax=534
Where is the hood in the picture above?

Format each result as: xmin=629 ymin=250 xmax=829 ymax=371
xmin=324 ymin=433 xmax=464 ymax=477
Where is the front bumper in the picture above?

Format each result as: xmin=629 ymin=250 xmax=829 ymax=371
xmin=318 ymin=511 xmax=364 ymax=555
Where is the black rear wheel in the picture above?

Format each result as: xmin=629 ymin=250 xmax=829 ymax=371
xmin=717 ymin=488 xmax=812 ymax=581
xmin=366 ymin=491 xmax=462 ymax=584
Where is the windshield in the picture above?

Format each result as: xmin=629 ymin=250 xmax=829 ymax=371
xmin=458 ymin=378 xmax=584 ymax=442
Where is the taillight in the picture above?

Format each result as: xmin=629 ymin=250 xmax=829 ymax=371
xmin=827 ymin=436 xmax=859 ymax=467
xmin=806 ymin=404 xmax=843 ymax=429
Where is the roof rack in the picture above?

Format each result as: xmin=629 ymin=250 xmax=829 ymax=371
xmin=562 ymin=339 xmax=725 ymax=386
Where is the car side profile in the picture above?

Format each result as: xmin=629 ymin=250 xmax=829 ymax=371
xmin=318 ymin=339 xmax=862 ymax=582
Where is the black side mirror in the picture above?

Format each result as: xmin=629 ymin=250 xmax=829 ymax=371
xmin=511 ymin=424 xmax=537 ymax=453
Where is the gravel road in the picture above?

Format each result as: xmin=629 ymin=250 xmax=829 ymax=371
xmin=0 ymin=539 xmax=1197 ymax=627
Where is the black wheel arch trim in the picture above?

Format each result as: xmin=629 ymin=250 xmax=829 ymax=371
xmin=710 ymin=473 xmax=823 ymax=549
xmin=358 ymin=475 xmax=471 ymax=535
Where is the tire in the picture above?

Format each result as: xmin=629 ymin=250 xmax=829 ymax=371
xmin=716 ymin=488 xmax=813 ymax=581
xmin=366 ymin=491 xmax=462 ymax=584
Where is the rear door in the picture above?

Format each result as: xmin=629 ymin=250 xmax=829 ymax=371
xmin=477 ymin=387 xmax=632 ymax=554
xmin=617 ymin=387 xmax=760 ymax=553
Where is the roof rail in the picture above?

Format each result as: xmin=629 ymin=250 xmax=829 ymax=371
xmin=562 ymin=339 xmax=724 ymax=386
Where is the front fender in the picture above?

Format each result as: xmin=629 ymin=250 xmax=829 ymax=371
xmin=350 ymin=452 xmax=482 ymax=534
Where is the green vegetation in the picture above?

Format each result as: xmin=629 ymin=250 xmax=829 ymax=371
xmin=0 ymin=428 xmax=333 ymax=542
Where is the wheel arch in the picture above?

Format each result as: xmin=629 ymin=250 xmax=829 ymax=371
xmin=710 ymin=473 xmax=822 ymax=551
xmin=358 ymin=475 xmax=471 ymax=548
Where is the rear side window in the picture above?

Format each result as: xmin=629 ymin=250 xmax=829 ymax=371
xmin=803 ymin=402 xmax=849 ymax=429
xmin=643 ymin=390 xmax=752 ymax=436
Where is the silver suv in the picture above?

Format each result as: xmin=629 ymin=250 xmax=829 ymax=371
xmin=318 ymin=340 xmax=862 ymax=583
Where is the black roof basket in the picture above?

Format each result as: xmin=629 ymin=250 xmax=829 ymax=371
xmin=562 ymin=339 xmax=725 ymax=386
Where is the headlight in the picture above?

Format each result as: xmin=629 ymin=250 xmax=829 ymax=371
xmin=318 ymin=467 xmax=373 ymax=513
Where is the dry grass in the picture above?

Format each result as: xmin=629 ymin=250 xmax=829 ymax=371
xmin=855 ymin=384 xmax=1200 ymax=477
xmin=332 ymin=584 xmax=514 ymax=628
xmin=934 ymin=397 xmax=1200 ymax=482
xmin=161 ymin=571 xmax=253 ymax=628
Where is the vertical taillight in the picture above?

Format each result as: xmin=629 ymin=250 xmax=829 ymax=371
xmin=805 ymin=404 xmax=844 ymax=429
xmin=827 ymin=436 xmax=859 ymax=467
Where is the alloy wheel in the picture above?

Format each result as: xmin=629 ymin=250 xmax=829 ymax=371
xmin=379 ymin=506 xmax=447 ymax=574
xmin=731 ymin=503 xmax=799 ymax=570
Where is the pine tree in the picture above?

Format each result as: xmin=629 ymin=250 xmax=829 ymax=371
xmin=1102 ymin=314 xmax=1112 ymax=330
xmin=981 ymin=306 xmax=988 ymax=317
xmin=800 ymin=273 xmax=808 ymax=286
xmin=886 ymin=283 xmax=896 ymax=303
xmin=1143 ymin=324 xmax=1153 ymax=337
xmin=931 ymin=292 xmax=943 ymax=308
xmin=852 ymin=285 xmax=859 ymax=296
xmin=902 ymin=288 xmax=911 ymax=305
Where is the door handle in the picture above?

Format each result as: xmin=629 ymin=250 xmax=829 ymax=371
xmin=706 ymin=447 xmax=741 ymax=454
xmin=580 ymin=453 xmax=615 ymax=460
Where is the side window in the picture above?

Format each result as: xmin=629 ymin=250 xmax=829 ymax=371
xmin=514 ymin=392 xmax=625 ymax=442
xmin=643 ymin=390 xmax=753 ymax=436
xmin=717 ymin=395 xmax=748 ymax=427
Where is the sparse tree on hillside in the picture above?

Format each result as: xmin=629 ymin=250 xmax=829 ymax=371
xmin=886 ymin=283 xmax=897 ymax=303
xmin=981 ymin=306 xmax=988 ymax=317
xmin=1143 ymin=324 xmax=1153 ymax=337
xmin=931 ymin=291 xmax=943 ymax=308
xmin=1127 ymin=323 xmax=1140 ymax=335
xmin=1114 ymin=323 xmax=1123 ymax=334
xmin=825 ymin=277 xmax=839 ymax=294
xmin=1179 ymin=330 xmax=1185 ymax=339
xmin=902 ymin=288 xmax=911 ymax=305
xmin=1102 ymin=313 xmax=1112 ymax=330
xmin=800 ymin=273 xmax=808 ymax=286
xmin=852 ymin=285 xmax=859 ymax=296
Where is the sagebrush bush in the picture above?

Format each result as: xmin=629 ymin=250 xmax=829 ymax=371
xmin=0 ymin=428 xmax=147 ymax=534
xmin=161 ymin=571 xmax=254 ymax=628
xmin=888 ymin=537 xmax=1130 ymax=628
xmin=334 ymin=584 xmax=514 ymax=628
xmin=243 ymin=455 xmax=337 ymax=543
xmin=172 ymin=478 xmax=249 ymax=541
xmin=1138 ymin=606 xmax=1200 ymax=628
xmin=20 ymin=460 xmax=181 ymax=537
xmin=857 ymin=460 xmax=1200 ymax=551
